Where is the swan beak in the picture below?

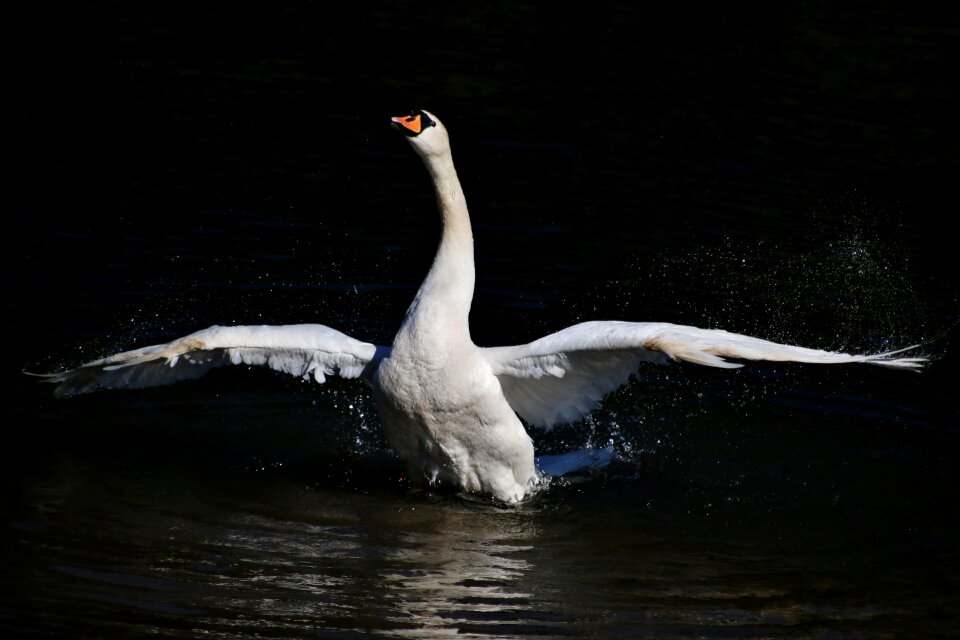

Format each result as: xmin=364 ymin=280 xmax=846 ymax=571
xmin=391 ymin=114 xmax=425 ymax=137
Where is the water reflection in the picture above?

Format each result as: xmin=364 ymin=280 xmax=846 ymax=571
xmin=193 ymin=497 xmax=549 ymax=637
xmin=377 ymin=501 xmax=543 ymax=637
xmin=9 ymin=460 xmax=557 ymax=637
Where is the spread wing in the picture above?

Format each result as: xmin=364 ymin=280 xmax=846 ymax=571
xmin=30 ymin=324 xmax=390 ymax=397
xmin=482 ymin=320 xmax=925 ymax=429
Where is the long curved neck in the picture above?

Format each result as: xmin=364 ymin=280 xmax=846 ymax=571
xmin=398 ymin=149 xmax=475 ymax=345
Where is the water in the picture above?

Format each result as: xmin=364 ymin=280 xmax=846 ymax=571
xmin=3 ymin=1 xmax=959 ymax=637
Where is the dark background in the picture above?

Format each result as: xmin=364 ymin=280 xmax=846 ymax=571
xmin=4 ymin=2 xmax=958 ymax=347
xmin=2 ymin=1 xmax=959 ymax=637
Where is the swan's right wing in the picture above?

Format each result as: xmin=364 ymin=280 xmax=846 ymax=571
xmin=30 ymin=324 xmax=390 ymax=397
xmin=482 ymin=320 xmax=925 ymax=429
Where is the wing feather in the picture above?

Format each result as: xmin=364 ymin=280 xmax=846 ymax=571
xmin=31 ymin=324 xmax=387 ymax=397
xmin=482 ymin=321 xmax=925 ymax=429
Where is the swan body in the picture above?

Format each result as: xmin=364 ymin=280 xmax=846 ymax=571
xmin=33 ymin=109 xmax=926 ymax=502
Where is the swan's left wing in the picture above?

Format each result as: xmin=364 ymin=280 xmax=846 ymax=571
xmin=482 ymin=320 xmax=925 ymax=429
xmin=31 ymin=324 xmax=389 ymax=397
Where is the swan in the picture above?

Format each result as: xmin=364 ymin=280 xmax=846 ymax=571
xmin=32 ymin=109 xmax=926 ymax=502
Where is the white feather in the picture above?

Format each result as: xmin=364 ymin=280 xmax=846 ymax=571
xmin=35 ymin=324 xmax=383 ymax=397
xmin=483 ymin=321 xmax=924 ymax=429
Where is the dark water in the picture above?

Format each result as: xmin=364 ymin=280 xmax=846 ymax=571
xmin=3 ymin=1 xmax=959 ymax=637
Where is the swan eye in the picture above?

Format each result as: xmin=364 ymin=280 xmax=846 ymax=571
xmin=418 ymin=111 xmax=437 ymax=129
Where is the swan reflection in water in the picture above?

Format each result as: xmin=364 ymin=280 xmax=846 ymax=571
xmin=24 ymin=464 xmax=550 ymax=636
xmin=32 ymin=109 xmax=925 ymax=503
xmin=21 ymin=461 xmax=926 ymax=637
xmin=202 ymin=494 xmax=547 ymax=636
xmin=377 ymin=501 xmax=542 ymax=637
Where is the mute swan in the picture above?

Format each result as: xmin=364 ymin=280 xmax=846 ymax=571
xmin=33 ymin=109 xmax=926 ymax=502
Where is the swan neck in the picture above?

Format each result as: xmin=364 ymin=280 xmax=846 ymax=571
xmin=399 ymin=149 xmax=475 ymax=344
xmin=427 ymin=151 xmax=474 ymax=303
xmin=428 ymin=154 xmax=470 ymax=235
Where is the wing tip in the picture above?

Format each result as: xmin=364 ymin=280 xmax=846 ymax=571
xmin=24 ymin=367 xmax=98 ymax=397
xmin=863 ymin=344 xmax=929 ymax=371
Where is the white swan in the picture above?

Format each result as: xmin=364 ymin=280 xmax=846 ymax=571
xmin=33 ymin=109 xmax=926 ymax=502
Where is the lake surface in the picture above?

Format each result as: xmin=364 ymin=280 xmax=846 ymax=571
xmin=3 ymin=1 xmax=959 ymax=637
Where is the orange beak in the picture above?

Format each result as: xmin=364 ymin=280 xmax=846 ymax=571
xmin=391 ymin=113 xmax=423 ymax=135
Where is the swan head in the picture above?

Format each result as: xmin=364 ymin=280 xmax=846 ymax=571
xmin=391 ymin=109 xmax=451 ymax=160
